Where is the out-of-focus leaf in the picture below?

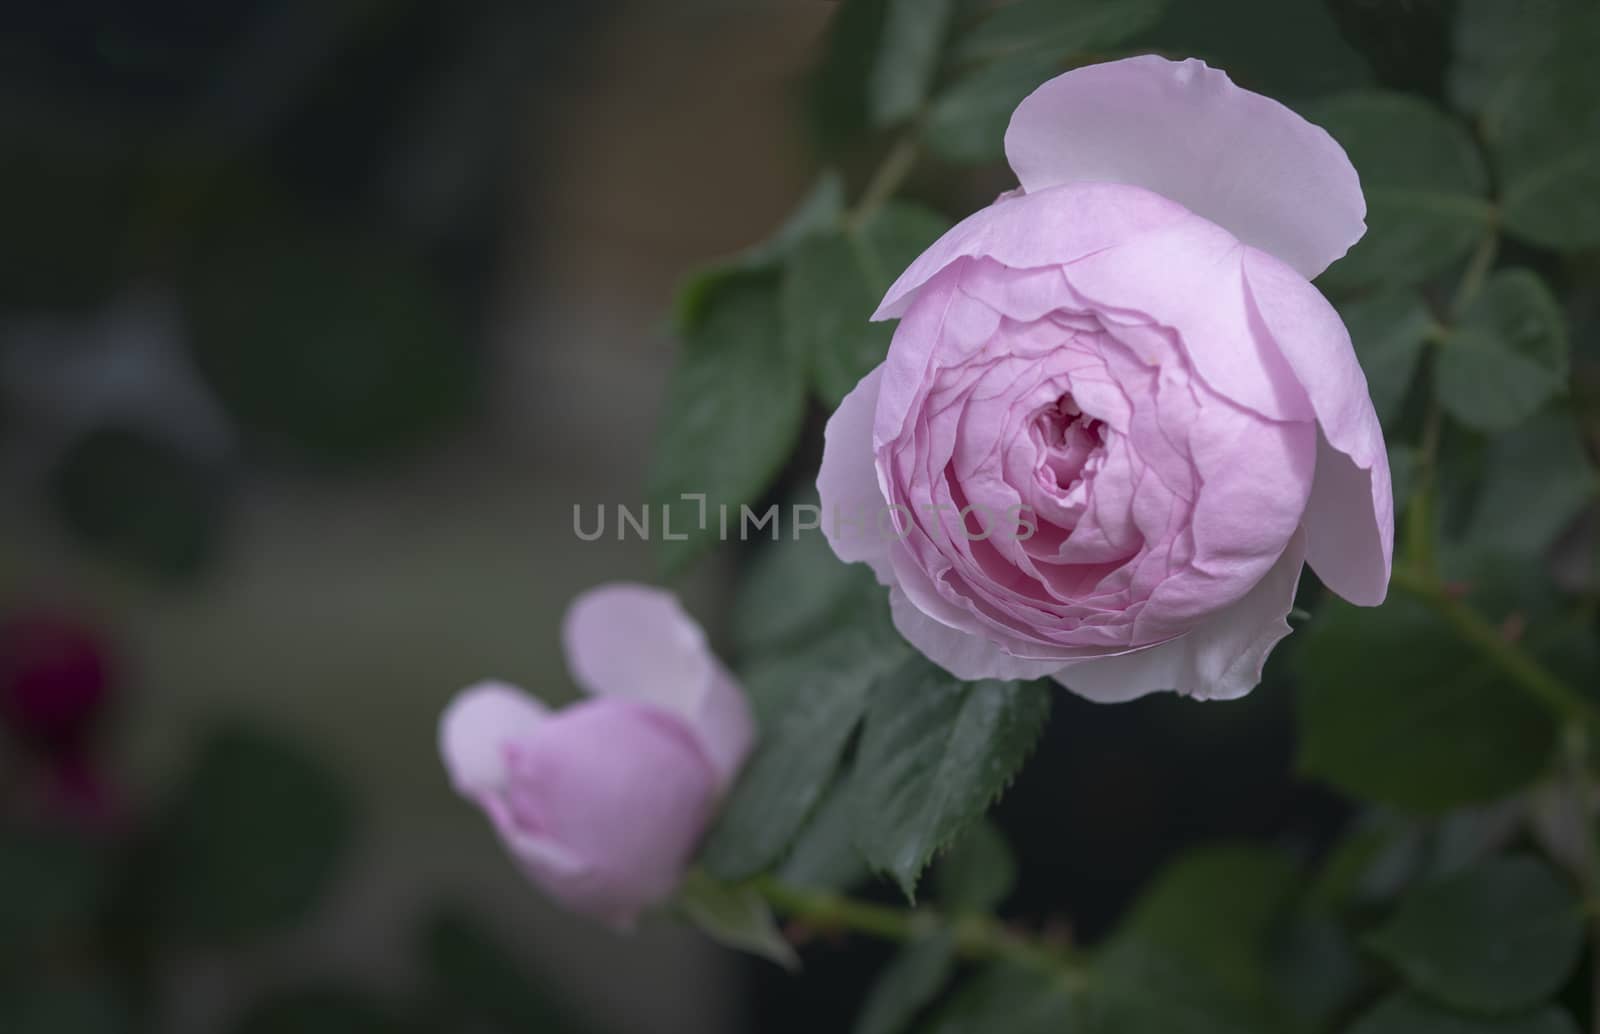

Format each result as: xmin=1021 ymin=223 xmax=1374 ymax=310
xmin=869 ymin=0 xmax=956 ymax=127
xmin=953 ymin=0 xmax=1166 ymax=64
xmin=701 ymin=598 xmax=911 ymax=880
xmin=1366 ymin=856 xmax=1583 ymax=1014
xmin=420 ymin=907 xmax=585 ymax=1032
xmin=926 ymin=947 xmax=1277 ymax=1034
xmin=0 ymin=823 xmax=109 ymax=947
xmin=186 ymin=232 xmax=472 ymax=466
xmin=853 ymin=931 xmax=958 ymax=1034
xmin=1272 ymin=917 xmax=1373 ymax=1032
xmin=1437 ymin=270 xmax=1568 ymax=433
xmin=1449 ymin=0 xmax=1596 ymax=114
xmin=1453 ymin=0 xmax=1600 ymax=250
xmin=1113 ymin=845 xmax=1299 ymax=1004
xmin=776 ymin=769 xmax=873 ymax=892
xmin=1349 ymin=994 xmax=1579 ymax=1034
xmin=49 ymin=426 xmax=229 ymax=582
xmin=1312 ymin=92 xmax=1492 ymax=293
xmin=731 ymin=498 xmax=878 ymax=659
xmin=1461 ymin=410 xmax=1597 ymax=556
xmin=1135 ymin=0 xmax=1372 ymax=100
xmin=787 ymin=201 xmax=952 ymax=407
xmin=808 ymin=0 xmax=892 ymax=154
xmin=649 ymin=279 xmax=807 ymax=574
xmin=1295 ymin=597 xmax=1558 ymax=812
xmin=933 ymin=818 xmax=1016 ymax=915
xmin=143 ymin=724 xmax=354 ymax=943
xmin=675 ymin=869 xmax=798 ymax=970
xmin=923 ymin=54 xmax=1061 ymax=165
xmin=226 ymin=987 xmax=405 ymax=1034
xmin=850 ymin=659 xmax=1050 ymax=899
xmin=675 ymin=172 xmax=845 ymax=332
xmin=1340 ymin=292 xmax=1434 ymax=426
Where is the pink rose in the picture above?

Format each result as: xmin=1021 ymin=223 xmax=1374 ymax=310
xmin=438 ymin=584 xmax=754 ymax=927
xmin=818 ymin=56 xmax=1392 ymax=701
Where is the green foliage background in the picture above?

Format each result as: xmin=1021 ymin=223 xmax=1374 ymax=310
xmin=657 ymin=1 xmax=1600 ymax=1032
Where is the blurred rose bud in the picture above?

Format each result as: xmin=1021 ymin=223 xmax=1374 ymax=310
xmin=439 ymin=584 xmax=754 ymax=927
xmin=0 ymin=608 xmax=113 ymax=752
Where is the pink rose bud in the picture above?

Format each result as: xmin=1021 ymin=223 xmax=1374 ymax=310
xmin=438 ymin=584 xmax=754 ymax=927
xmin=0 ymin=609 xmax=113 ymax=752
xmin=819 ymin=56 xmax=1392 ymax=702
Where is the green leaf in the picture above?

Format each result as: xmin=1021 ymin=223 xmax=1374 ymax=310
xmin=927 ymin=950 xmax=1277 ymax=1034
xmin=933 ymin=818 xmax=1017 ymax=915
xmin=700 ymin=600 xmax=912 ymax=880
xmin=419 ymin=907 xmax=585 ymax=1031
xmin=808 ymin=0 xmax=893 ymax=155
xmin=850 ymin=659 xmax=1050 ymax=898
xmin=789 ymin=202 xmax=952 ymax=408
xmin=1437 ymin=270 xmax=1568 ymax=433
xmin=1453 ymin=0 xmax=1600 ymax=250
xmin=923 ymin=54 xmax=1061 ymax=165
xmin=1134 ymin=0 xmax=1372 ymax=100
xmin=143 ymin=725 xmax=354 ymax=943
xmin=649 ymin=278 xmax=808 ymax=574
xmin=869 ymin=0 xmax=956 ymax=127
xmin=1501 ymin=148 xmax=1600 ymax=253
xmin=853 ymin=931 xmax=958 ymax=1034
xmin=674 ymin=172 xmax=845 ymax=332
xmin=923 ymin=964 xmax=1076 ymax=1034
xmin=675 ymin=869 xmax=798 ymax=970
xmin=1295 ymin=597 xmax=1558 ymax=812
xmin=227 ymin=988 xmax=405 ymax=1034
xmin=1271 ymin=917 xmax=1373 ymax=1032
xmin=1349 ymin=994 xmax=1579 ymax=1034
xmin=731 ymin=508 xmax=878 ymax=660
xmin=0 ymin=823 xmax=109 ymax=946
xmin=1340 ymin=292 xmax=1434 ymax=427
xmin=953 ymin=0 xmax=1166 ymax=64
xmin=1448 ymin=0 xmax=1597 ymax=114
xmin=1367 ymin=856 xmax=1583 ymax=1014
xmin=1460 ymin=410 xmax=1597 ymax=556
xmin=1311 ymin=92 xmax=1492 ymax=293
xmin=776 ymin=770 xmax=873 ymax=892
xmin=1114 ymin=845 xmax=1299 ymax=1003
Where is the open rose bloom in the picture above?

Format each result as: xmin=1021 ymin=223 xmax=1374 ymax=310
xmin=439 ymin=585 xmax=754 ymax=927
xmin=819 ymin=56 xmax=1392 ymax=701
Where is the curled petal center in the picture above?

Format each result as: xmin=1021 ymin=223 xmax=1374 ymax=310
xmin=1031 ymin=393 xmax=1106 ymax=518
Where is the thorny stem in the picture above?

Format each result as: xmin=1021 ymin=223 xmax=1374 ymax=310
xmin=750 ymin=875 xmax=1085 ymax=985
xmin=848 ymin=134 xmax=921 ymax=231
xmin=1389 ymin=567 xmax=1600 ymax=734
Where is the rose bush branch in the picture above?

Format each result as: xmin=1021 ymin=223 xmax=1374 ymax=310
xmin=751 ymin=875 xmax=1083 ymax=982
xmin=1390 ymin=566 xmax=1600 ymax=734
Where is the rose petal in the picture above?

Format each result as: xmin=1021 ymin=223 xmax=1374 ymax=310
xmin=888 ymin=587 xmax=1069 ymax=680
xmin=1053 ymin=527 xmax=1308 ymax=701
xmin=1242 ymin=249 xmax=1393 ymax=605
xmin=1005 ymin=56 xmax=1365 ymax=280
xmin=873 ymin=181 xmax=1189 ymax=321
xmin=487 ymin=697 xmax=718 ymax=928
xmin=818 ymin=363 xmax=894 ymax=581
xmin=438 ymin=681 xmax=549 ymax=796
xmin=561 ymin=584 xmax=754 ymax=789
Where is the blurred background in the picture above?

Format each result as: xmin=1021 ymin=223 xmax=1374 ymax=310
xmin=0 ymin=0 xmax=1570 ymax=1032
